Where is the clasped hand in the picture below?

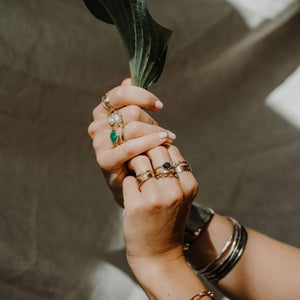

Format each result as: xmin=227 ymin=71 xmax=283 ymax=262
xmin=88 ymin=78 xmax=199 ymax=272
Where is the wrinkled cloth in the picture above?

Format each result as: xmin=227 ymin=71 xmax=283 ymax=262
xmin=0 ymin=1 xmax=300 ymax=299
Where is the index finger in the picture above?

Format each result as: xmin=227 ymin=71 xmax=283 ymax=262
xmin=106 ymin=85 xmax=164 ymax=111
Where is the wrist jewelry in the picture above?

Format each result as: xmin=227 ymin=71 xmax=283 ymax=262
xmin=184 ymin=204 xmax=215 ymax=250
xmin=190 ymin=290 xmax=214 ymax=299
xmin=198 ymin=217 xmax=248 ymax=282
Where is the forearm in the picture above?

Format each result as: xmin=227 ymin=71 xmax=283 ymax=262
xmin=130 ymin=257 xmax=212 ymax=300
xmin=185 ymin=214 xmax=300 ymax=299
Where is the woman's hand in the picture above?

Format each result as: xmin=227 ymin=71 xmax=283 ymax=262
xmin=88 ymin=79 xmax=176 ymax=206
xmin=123 ymin=145 xmax=198 ymax=270
xmin=122 ymin=147 xmax=202 ymax=299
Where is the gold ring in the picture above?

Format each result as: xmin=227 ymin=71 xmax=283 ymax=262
xmin=136 ymin=170 xmax=155 ymax=190
xmin=117 ymin=125 xmax=125 ymax=145
xmin=175 ymin=164 xmax=192 ymax=173
xmin=154 ymin=162 xmax=173 ymax=173
xmin=173 ymin=160 xmax=188 ymax=167
xmin=102 ymin=93 xmax=116 ymax=112
xmin=156 ymin=172 xmax=179 ymax=179
xmin=154 ymin=162 xmax=178 ymax=178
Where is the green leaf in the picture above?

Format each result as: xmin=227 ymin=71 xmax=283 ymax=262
xmin=83 ymin=0 xmax=172 ymax=89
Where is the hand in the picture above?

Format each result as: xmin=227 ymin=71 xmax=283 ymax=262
xmin=122 ymin=145 xmax=199 ymax=273
xmin=88 ymin=79 xmax=176 ymax=206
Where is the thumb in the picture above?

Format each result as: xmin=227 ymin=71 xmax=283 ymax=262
xmin=121 ymin=77 xmax=132 ymax=86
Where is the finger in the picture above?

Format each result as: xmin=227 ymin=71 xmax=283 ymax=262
xmin=92 ymin=122 xmax=175 ymax=151
xmin=121 ymin=77 xmax=132 ymax=86
xmin=88 ymin=118 xmax=110 ymax=139
xmin=146 ymin=146 xmax=182 ymax=200
xmin=120 ymin=105 xmax=158 ymax=126
xmin=168 ymin=145 xmax=199 ymax=202
xmin=122 ymin=122 xmax=176 ymax=143
xmin=107 ymin=85 xmax=163 ymax=111
xmin=127 ymin=155 xmax=157 ymax=194
xmin=123 ymin=176 xmax=141 ymax=209
xmin=97 ymin=132 xmax=174 ymax=170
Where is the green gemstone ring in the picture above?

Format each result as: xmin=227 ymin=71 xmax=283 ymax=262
xmin=110 ymin=129 xmax=119 ymax=145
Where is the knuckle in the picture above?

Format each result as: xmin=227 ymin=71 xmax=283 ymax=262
xmin=92 ymin=138 xmax=102 ymax=150
xmin=131 ymin=155 xmax=149 ymax=166
xmin=168 ymin=144 xmax=179 ymax=154
xmin=87 ymin=122 xmax=96 ymax=137
xmin=122 ymin=142 xmax=135 ymax=157
xmin=167 ymin=188 xmax=184 ymax=204
xmin=112 ymin=86 xmax=124 ymax=99
xmin=146 ymin=195 xmax=162 ymax=211
xmin=96 ymin=152 xmax=108 ymax=169
xmin=149 ymin=145 xmax=167 ymax=156
xmin=126 ymin=121 xmax=139 ymax=135
xmin=185 ymin=178 xmax=199 ymax=200
xmin=96 ymin=153 xmax=104 ymax=168
xmin=129 ymin=105 xmax=141 ymax=120
xmin=92 ymin=107 xmax=98 ymax=120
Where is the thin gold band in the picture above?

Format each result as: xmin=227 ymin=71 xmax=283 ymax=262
xmin=190 ymin=290 xmax=214 ymax=299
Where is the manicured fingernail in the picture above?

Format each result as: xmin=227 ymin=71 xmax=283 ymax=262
xmin=168 ymin=132 xmax=176 ymax=140
xmin=159 ymin=132 xmax=168 ymax=138
xmin=155 ymin=100 xmax=163 ymax=109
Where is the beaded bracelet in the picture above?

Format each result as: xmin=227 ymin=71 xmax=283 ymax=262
xmin=190 ymin=290 xmax=215 ymax=299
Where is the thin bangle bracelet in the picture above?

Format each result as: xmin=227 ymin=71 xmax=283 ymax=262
xmin=197 ymin=217 xmax=236 ymax=273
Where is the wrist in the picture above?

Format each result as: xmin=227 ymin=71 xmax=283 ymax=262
xmin=129 ymin=256 xmax=206 ymax=300
xmin=127 ymin=246 xmax=185 ymax=277
xmin=185 ymin=214 xmax=234 ymax=270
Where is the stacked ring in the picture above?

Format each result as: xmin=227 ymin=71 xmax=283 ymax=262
xmin=107 ymin=114 xmax=116 ymax=127
xmin=108 ymin=110 xmax=124 ymax=128
xmin=173 ymin=160 xmax=192 ymax=174
xmin=103 ymin=95 xmax=125 ymax=147
xmin=112 ymin=110 xmax=124 ymax=126
xmin=110 ymin=125 xmax=125 ymax=146
xmin=173 ymin=160 xmax=188 ymax=167
xmin=110 ymin=129 xmax=119 ymax=146
xmin=102 ymin=93 xmax=116 ymax=112
xmin=154 ymin=162 xmax=178 ymax=179
xmin=136 ymin=170 xmax=155 ymax=190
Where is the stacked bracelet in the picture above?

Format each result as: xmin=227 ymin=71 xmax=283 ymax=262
xmin=198 ymin=217 xmax=248 ymax=282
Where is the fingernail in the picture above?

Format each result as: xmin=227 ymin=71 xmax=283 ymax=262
xmin=155 ymin=100 xmax=163 ymax=110
xmin=168 ymin=132 xmax=176 ymax=140
xmin=159 ymin=132 xmax=168 ymax=138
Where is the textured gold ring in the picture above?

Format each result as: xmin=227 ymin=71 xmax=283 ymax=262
xmin=102 ymin=93 xmax=116 ymax=112
xmin=136 ymin=170 xmax=155 ymax=190
xmin=175 ymin=164 xmax=192 ymax=174
xmin=173 ymin=160 xmax=188 ymax=167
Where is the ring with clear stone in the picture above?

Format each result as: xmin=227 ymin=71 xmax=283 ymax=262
xmin=112 ymin=110 xmax=124 ymax=126
xmin=102 ymin=93 xmax=116 ymax=112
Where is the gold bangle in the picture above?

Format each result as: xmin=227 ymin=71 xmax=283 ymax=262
xmin=190 ymin=290 xmax=214 ymax=299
